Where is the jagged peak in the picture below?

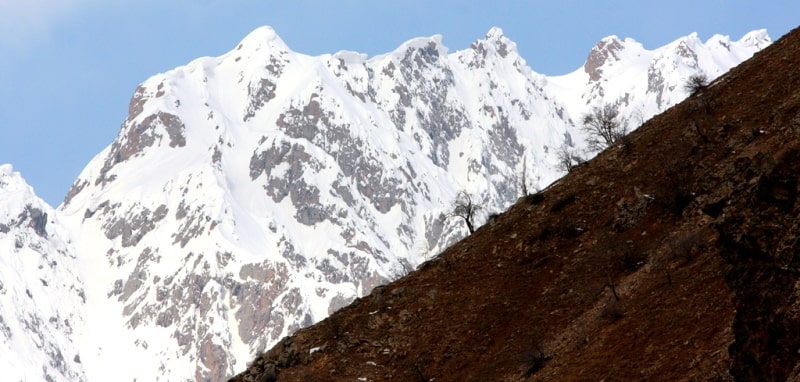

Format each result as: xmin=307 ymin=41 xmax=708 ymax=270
xmin=0 ymin=163 xmax=53 ymax=232
xmin=458 ymin=26 xmax=520 ymax=68
xmin=235 ymin=25 xmax=291 ymax=53
xmin=685 ymin=31 xmax=701 ymax=41
xmin=479 ymin=26 xmax=518 ymax=59
xmin=0 ymin=164 xmax=32 ymax=195
xmin=485 ymin=26 xmax=505 ymax=40
xmin=0 ymin=163 xmax=13 ymax=178
xmin=584 ymin=35 xmax=628 ymax=81
xmin=371 ymin=34 xmax=448 ymax=66
xmin=332 ymin=50 xmax=368 ymax=64
xmin=674 ymin=32 xmax=704 ymax=49
xmin=394 ymin=34 xmax=447 ymax=55
xmin=598 ymin=34 xmax=622 ymax=44
xmin=739 ymin=29 xmax=771 ymax=48
xmin=593 ymin=35 xmax=645 ymax=52
xmin=662 ymin=33 xmax=705 ymax=63
xmin=592 ymin=35 xmax=646 ymax=52
xmin=707 ymin=33 xmax=732 ymax=45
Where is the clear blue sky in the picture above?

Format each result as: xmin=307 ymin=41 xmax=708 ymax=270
xmin=1 ymin=0 xmax=797 ymax=206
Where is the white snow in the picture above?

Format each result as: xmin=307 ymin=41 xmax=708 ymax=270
xmin=0 ymin=165 xmax=86 ymax=381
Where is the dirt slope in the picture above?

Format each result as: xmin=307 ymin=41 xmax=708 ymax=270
xmin=231 ymin=26 xmax=800 ymax=382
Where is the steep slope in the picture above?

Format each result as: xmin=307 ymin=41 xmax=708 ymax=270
xmin=232 ymin=26 xmax=800 ymax=381
xmin=55 ymin=27 xmax=766 ymax=381
xmin=0 ymin=165 xmax=86 ymax=382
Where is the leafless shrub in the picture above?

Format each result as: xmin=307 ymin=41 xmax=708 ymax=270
xmin=620 ymin=246 xmax=646 ymax=271
xmin=550 ymin=193 xmax=576 ymax=213
xmin=556 ymin=144 xmax=585 ymax=173
xmin=684 ymin=73 xmax=709 ymax=95
xmin=450 ymin=191 xmax=483 ymax=234
xmin=649 ymin=250 xmax=675 ymax=287
xmin=526 ymin=192 xmax=545 ymax=206
xmin=612 ymin=190 xmax=651 ymax=232
xmin=522 ymin=340 xmax=553 ymax=377
xmin=671 ymin=231 xmax=706 ymax=262
xmin=657 ymin=165 xmax=696 ymax=216
xmin=606 ymin=271 xmax=621 ymax=302
xmin=582 ymin=104 xmax=628 ymax=152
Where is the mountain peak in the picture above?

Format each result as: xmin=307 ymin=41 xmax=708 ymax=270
xmin=739 ymin=29 xmax=771 ymax=48
xmin=485 ymin=26 xmax=505 ymax=40
xmin=236 ymin=25 xmax=290 ymax=53
xmin=584 ymin=35 xmax=628 ymax=81
xmin=393 ymin=34 xmax=447 ymax=56
xmin=461 ymin=26 xmax=519 ymax=68
xmin=0 ymin=164 xmax=33 ymax=197
xmin=0 ymin=163 xmax=14 ymax=181
xmin=600 ymin=34 xmax=622 ymax=44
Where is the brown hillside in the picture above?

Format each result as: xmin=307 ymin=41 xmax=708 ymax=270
xmin=231 ymin=26 xmax=800 ymax=382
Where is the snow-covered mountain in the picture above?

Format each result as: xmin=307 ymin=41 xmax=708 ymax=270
xmin=1 ymin=26 xmax=769 ymax=381
xmin=58 ymin=26 xmax=575 ymax=381
xmin=548 ymin=30 xmax=770 ymax=150
xmin=0 ymin=165 xmax=86 ymax=382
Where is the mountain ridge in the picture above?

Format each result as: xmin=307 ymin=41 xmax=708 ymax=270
xmin=0 ymin=26 xmax=771 ymax=381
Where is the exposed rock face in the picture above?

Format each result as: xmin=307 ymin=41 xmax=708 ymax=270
xmin=0 ymin=165 xmax=86 ymax=382
xmin=232 ymin=25 xmax=800 ymax=382
xmin=51 ymin=26 xmax=767 ymax=381
xmin=584 ymin=36 xmax=625 ymax=81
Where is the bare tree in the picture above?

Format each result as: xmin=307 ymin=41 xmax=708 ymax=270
xmin=683 ymin=73 xmax=709 ymax=95
xmin=450 ymin=191 xmax=482 ymax=234
xmin=606 ymin=269 xmax=621 ymax=302
xmin=651 ymin=252 xmax=674 ymax=287
xmin=556 ymin=144 xmax=584 ymax=173
xmin=582 ymin=104 xmax=627 ymax=152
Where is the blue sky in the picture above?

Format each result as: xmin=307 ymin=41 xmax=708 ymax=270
xmin=1 ymin=1 xmax=797 ymax=206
